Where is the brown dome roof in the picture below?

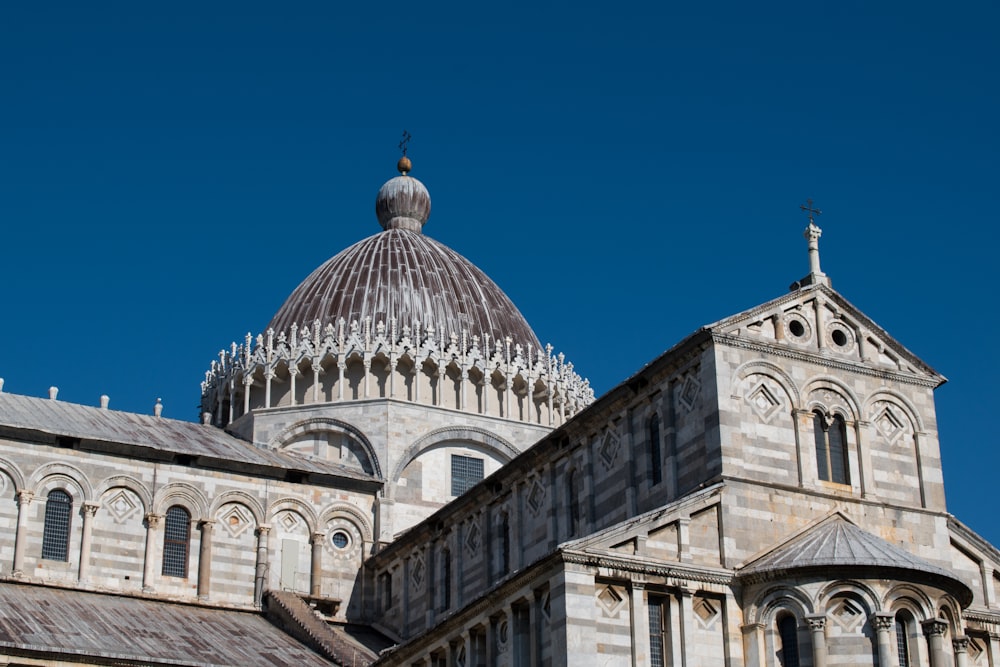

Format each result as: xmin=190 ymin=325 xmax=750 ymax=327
xmin=267 ymin=169 xmax=542 ymax=353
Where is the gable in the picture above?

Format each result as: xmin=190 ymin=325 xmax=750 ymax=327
xmin=708 ymin=284 xmax=944 ymax=385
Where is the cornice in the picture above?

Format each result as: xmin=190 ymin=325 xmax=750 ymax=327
xmin=710 ymin=332 xmax=940 ymax=389
xmin=560 ymin=549 xmax=733 ymax=586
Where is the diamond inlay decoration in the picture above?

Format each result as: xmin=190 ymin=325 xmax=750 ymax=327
xmin=831 ymin=598 xmax=863 ymax=631
xmin=465 ymin=521 xmax=482 ymax=554
xmin=597 ymin=585 xmax=625 ymax=617
xmin=527 ymin=479 xmax=545 ymax=514
xmin=411 ymin=554 xmax=425 ymax=588
xmin=746 ymin=381 xmax=782 ymax=422
xmin=279 ymin=511 xmax=300 ymax=532
xmin=694 ymin=597 xmax=719 ymax=627
xmin=968 ymin=637 xmax=984 ymax=662
xmin=875 ymin=406 xmax=906 ymax=444
xmin=104 ymin=490 xmax=139 ymax=524
xmin=679 ymin=375 xmax=701 ymax=412
xmin=219 ymin=504 xmax=253 ymax=539
xmin=599 ymin=431 xmax=620 ymax=468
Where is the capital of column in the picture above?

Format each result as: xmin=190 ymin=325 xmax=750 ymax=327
xmin=243 ymin=375 xmax=254 ymax=387
xmin=952 ymin=635 xmax=971 ymax=654
xmin=922 ymin=619 xmax=948 ymax=638
xmin=256 ymin=524 xmax=271 ymax=536
xmin=741 ymin=622 xmax=766 ymax=635
xmin=81 ymin=501 xmax=100 ymax=516
xmin=311 ymin=531 xmax=326 ymax=544
xmin=16 ymin=489 xmax=34 ymax=506
xmin=199 ymin=519 xmax=216 ymax=530
xmin=806 ymin=614 xmax=827 ymax=632
xmin=871 ymin=613 xmax=894 ymax=632
xmin=145 ymin=512 xmax=163 ymax=527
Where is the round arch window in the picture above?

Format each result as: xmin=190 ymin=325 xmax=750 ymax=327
xmin=331 ymin=530 xmax=351 ymax=550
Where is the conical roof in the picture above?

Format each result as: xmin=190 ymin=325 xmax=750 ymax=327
xmin=738 ymin=514 xmax=972 ymax=605
xmin=267 ymin=162 xmax=542 ymax=353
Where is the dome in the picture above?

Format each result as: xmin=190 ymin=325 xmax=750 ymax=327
xmin=267 ymin=164 xmax=542 ymax=353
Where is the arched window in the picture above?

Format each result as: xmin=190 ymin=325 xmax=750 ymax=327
xmin=777 ymin=615 xmax=800 ymax=667
xmin=162 ymin=505 xmax=191 ymax=578
xmin=814 ymin=411 xmax=850 ymax=485
xmin=895 ymin=613 xmax=911 ymax=667
xmin=649 ymin=414 xmax=663 ymax=486
xmin=567 ymin=469 xmax=580 ymax=537
xmin=41 ymin=489 xmax=72 ymax=561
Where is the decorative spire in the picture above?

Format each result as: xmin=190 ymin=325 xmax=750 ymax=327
xmin=797 ymin=198 xmax=830 ymax=288
xmin=397 ymin=130 xmax=412 ymax=175
xmin=375 ymin=143 xmax=431 ymax=232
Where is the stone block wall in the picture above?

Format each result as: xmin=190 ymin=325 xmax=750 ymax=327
xmin=0 ymin=432 xmax=376 ymax=617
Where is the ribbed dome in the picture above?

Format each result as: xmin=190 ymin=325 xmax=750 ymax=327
xmin=268 ymin=167 xmax=542 ymax=353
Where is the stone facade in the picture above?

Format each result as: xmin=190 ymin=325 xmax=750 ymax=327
xmin=364 ymin=268 xmax=1000 ymax=667
xmin=1 ymin=163 xmax=998 ymax=667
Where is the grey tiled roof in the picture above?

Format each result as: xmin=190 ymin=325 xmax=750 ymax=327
xmin=738 ymin=514 xmax=970 ymax=603
xmin=267 ymin=228 xmax=542 ymax=354
xmin=0 ymin=581 xmax=335 ymax=666
xmin=0 ymin=392 xmax=377 ymax=482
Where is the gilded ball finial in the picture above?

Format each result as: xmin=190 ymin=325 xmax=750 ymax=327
xmin=397 ymin=156 xmax=412 ymax=175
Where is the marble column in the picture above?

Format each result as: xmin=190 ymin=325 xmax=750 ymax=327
xmin=872 ymin=613 xmax=895 ymax=667
xmin=12 ymin=489 xmax=33 ymax=576
xmin=922 ymin=619 xmax=949 ymax=667
xmin=311 ymin=531 xmax=325 ymax=597
xmin=311 ymin=360 xmax=322 ymax=403
xmin=740 ymin=623 xmax=767 ymax=667
xmin=77 ymin=501 xmax=100 ymax=583
xmin=142 ymin=512 xmax=162 ymax=591
xmin=197 ymin=520 xmax=215 ymax=599
xmin=806 ymin=615 xmax=828 ymax=667
xmin=953 ymin=636 xmax=970 ymax=667
xmin=264 ymin=369 xmax=273 ymax=408
xmin=253 ymin=524 xmax=270 ymax=606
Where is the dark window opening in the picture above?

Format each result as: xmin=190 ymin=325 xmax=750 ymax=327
xmin=649 ymin=414 xmax=663 ymax=486
xmin=451 ymin=454 xmax=485 ymax=496
xmin=778 ymin=615 xmax=800 ymax=667
xmin=41 ymin=490 xmax=72 ymax=561
xmin=814 ymin=411 xmax=849 ymax=485
xmin=162 ymin=505 xmax=191 ymax=578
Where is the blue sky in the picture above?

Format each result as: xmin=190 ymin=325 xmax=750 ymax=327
xmin=1 ymin=2 xmax=997 ymax=545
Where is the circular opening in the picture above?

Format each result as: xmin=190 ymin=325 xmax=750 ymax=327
xmin=788 ymin=319 xmax=806 ymax=338
xmin=331 ymin=531 xmax=350 ymax=549
xmin=831 ymin=329 xmax=848 ymax=347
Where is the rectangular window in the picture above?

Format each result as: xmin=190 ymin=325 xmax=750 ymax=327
xmin=451 ymin=454 xmax=485 ymax=496
xmin=648 ymin=598 xmax=666 ymax=667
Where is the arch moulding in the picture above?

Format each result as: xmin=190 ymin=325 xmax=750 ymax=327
xmin=0 ymin=456 xmax=26 ymax=494
xmin=731 ymin=360 xmax=802 ymax=407
xmin=96 ymin=474 xmax=153 ymax=513
xmin=29 ymin=462 xmax=93 ymax=502
xmin=210 ymin=489 xmax=265 ymax=525
xmin=389 ymin=426 xmax=519 ymax=489
xmin=270 ymin=417 xmax=381 ymax=479
xmin=320 ymin=502 xmax=374 ymax=542
xmin=154 ymin=482 xmax=209 ymax=519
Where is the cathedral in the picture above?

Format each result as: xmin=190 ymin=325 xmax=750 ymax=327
xmin=0 ymin=157 xmax=997 ymax=667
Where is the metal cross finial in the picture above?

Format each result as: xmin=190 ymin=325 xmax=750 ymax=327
xmin=800 ymin=198 xmax=822 ymax=225
xmin=398 ymin=130 xmax=412 ymax=157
